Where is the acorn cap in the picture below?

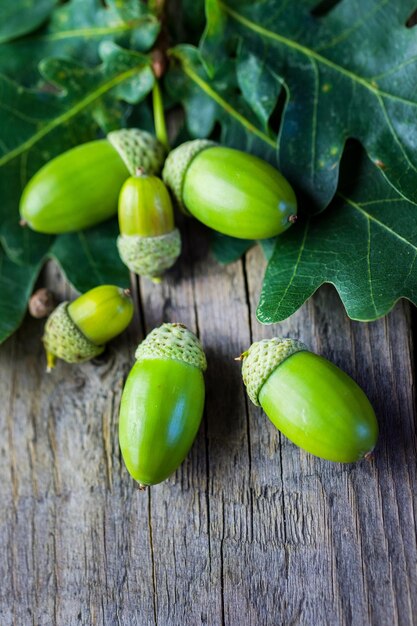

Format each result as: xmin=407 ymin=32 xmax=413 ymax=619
xmin=162 ymin=139 xmax=215 ymax=213
xmin=240 ymin=337 xmax=307 ymax=406
xmin=107 ymin=129 xmax=166 ymax=176
xmin=43 ymin=302 xmax=104 ymax=366
xmin=117 ymin=229 xmax=181 ymax=281
xmin=135 ymin=323 xmax=207 ymax=372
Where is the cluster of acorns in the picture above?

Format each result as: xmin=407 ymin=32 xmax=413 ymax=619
xmin=20 ymin=129 xmax=378 ymax=488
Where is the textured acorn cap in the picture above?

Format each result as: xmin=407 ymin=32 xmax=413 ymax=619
xmin=240 ymin=337 xmax=307 ymax=406
xmin=135 ymin=323 xmax=207 ymax=372
xmin=43 ymin=302 xmax=104 ymax=365
xmin=107 ymin=129 xmax=166 ymax=176
xmin=117 ymin=229 xmax=181 ymax=281
xmin=162 ymin=139 xmax=215 ymax=213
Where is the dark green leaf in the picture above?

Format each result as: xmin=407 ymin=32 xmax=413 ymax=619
xmin=0 ymin=0 xmax=159 ymax=85
xmin=0 ymin=39 xmax=155 ymax=342
xmin=0 ymin=245 xmax=42 ymax=343
xmin=258 ymin=150 xmax=417 ymax=323
xmin=0 ymin=0 xmax=57 ymax=44
xmin=0 ymin=219 xmax=53 ymax=267
xmin=0 ymin=44 xmax=154 ymax=266
xmin=166 ymin=45 xmax=276 ymax=162
xmin=211 ymin=233 xmax=254 ymax=264
xmin=51 ymin=220 xmax=130 ymax=293
xmin=200 ymin=0 xmax=417 ymax=211
xmin=259 ymin=238 xmax=277 ymax=262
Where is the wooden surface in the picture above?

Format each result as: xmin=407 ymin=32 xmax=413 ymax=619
xmin=0 ymin=220 xmax=416 ymax=626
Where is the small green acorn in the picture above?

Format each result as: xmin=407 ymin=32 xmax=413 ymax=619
xmin=119 ymin=323 xmax=206 ymax=487
xmin=20 ymin=129 xmax=166 ymax=234
xmin=117 ymin=170 xmax=181 ymax=282
xmin=162 ymin=141 xmax=297 ymax=239
xmin=43 ymin=285 xmax=134 ymax=370
xmin=239 ymin=338 xmax=378 ymax=463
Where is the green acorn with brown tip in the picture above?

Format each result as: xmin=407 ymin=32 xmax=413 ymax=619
xmin=43 ymin=285 xmax=134 ymax=370
xmin=20 ymin=129 xmax=166 ymax=234
xmin=162 ymin=140 xmax=297 ymax=240
xmin=117 ymin=170 xmax=181 ymax=282
xmin=239 ymin=337 xmax=378 ymax=463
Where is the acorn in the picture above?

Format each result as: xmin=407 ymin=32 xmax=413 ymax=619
xmin=20 ymin=129 xmax=166 ymax=234
xmin=162 ymin=140 xmax=297 ymax=239
xmin=28 ymin=288 xmax=56 ymax=319
xmin=43 ymin=285 xmax=134 ymax=370
xmin=117 ymin=170 xmax=181 ymax=282
xmin=119 ymin=323 xmax=206 ymax=487
xmin=240 ymin=338 xmax=378 ymax=462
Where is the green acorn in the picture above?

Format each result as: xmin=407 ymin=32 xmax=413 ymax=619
xmin=119 ymin=323 xmax=206 ymax=487
xmin=240 ymin=338 xmax=378 ymax=463
xmin=117 ymin=170 xmax=181 ymax=282
xmin=43 ymin=285 xmax=134 ymax=370
xmin=162 ymin=140 xmax=297 ymax=239
xmin=20 ymin=129 xmax=166 ymax=234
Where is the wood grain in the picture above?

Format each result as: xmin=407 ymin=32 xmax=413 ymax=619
xmin=0 ymin=223 xmax=416 ymax=626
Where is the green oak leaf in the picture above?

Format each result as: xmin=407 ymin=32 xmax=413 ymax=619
xmin=0 ymin=0 xmax=57 ymax=44
xmin=199 ymin=0 xmax=417 ymax=211
xmin=0 ymin=0 xmax=159 ymax=85
xmin=0 ymin=219 xmax=54 ymax=267
xmin=0 ymin=245 xmax=43 ymax=343
xmin=50 ymin=220 xmax=129 ymax=294
xmin=0 ymin=43 xmax=155 ymax=267
xmin=257 ymin=147 xmax=417 ymax=323
xmin=166 ymin=45 xmax=276 ymax=162
xmin=0 ymin=43 xmax=155 ymax=342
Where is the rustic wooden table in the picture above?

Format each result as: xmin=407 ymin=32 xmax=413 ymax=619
xmin=1 ymin=221 xmax=416 ymax=626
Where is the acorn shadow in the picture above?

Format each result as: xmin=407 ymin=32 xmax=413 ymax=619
xmin=201 ymin=342 xmax=249 ymax=470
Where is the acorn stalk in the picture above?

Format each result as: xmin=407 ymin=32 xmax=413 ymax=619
xmin=20 ymin=129 xmax=166 ymax=234
xmin=43 ymin=285 xmax=134 ymax=370
xmin=117 ymin=170 xmax=181 ymax=282
xmin=152 ymin=81 xmax=169 ymax=151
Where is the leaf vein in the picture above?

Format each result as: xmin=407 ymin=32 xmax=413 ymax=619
xmin=38 ymin=17 xmax=157 ymax=42
xmin=339 ymin=194 xmax=417 ymax=251
xmin=173 ymin=53 xmax=276 ymax=148
xmin=220 ymin=2 xmax=417 ymax=108
xmin=0 ymin=62 xmax=149 ymax=168
xmin=365 ymin=214 xmax=378 ymax=316
xmin=315 ymin=0 xmax=390 ymax=53
xmin=270 ymin=220 xmax=310 ymax=316
xmin=376 ymin=93 xmax=417 ymax=174
xmin=309 ymin=58 xmax=319 ymax=183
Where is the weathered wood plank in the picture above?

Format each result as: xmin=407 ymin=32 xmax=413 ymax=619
xmin=0 ymin=228 xmax=416 ymax=626
xmin=243 ymin=246 xmax=417 ymax=626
